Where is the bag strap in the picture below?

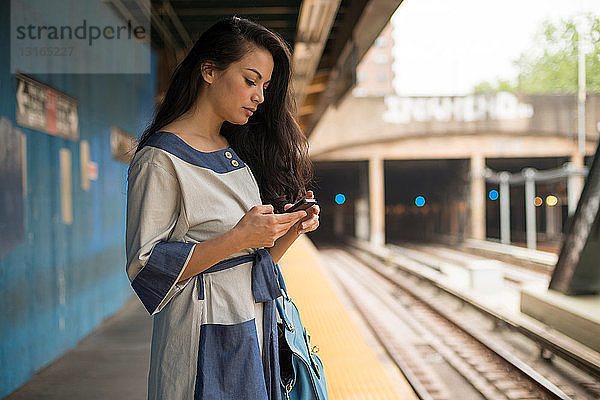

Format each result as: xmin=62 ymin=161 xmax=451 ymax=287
xmin=275 ymin=262 xmax=289 ymax=299
xmin=274 ymin=263 xmax=294 ymax=330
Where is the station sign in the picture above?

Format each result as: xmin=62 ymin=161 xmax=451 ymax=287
xmin=16 ymin=73 xmax=79 ymax=140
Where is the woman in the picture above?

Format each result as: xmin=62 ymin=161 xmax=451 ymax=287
xmin=125 ymin=17 xmax=319 ymax=400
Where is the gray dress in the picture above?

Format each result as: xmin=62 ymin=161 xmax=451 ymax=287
xmin=125 ymin=131 xmax=282 ymax=400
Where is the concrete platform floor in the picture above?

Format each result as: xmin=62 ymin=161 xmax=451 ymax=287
xmin=5 ymin=236 xmax=416 ymax=400
xmin=5 ymin=298 xmax=151 ymax=400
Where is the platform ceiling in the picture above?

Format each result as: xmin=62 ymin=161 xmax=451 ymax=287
xmin=106 ymin=0 xmax=402 ymax=136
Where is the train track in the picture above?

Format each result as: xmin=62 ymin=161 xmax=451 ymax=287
xmin=319 ymin=245 xmax=600 ymax=400
xmin=362 ymin=241 xmax=600 ymax=385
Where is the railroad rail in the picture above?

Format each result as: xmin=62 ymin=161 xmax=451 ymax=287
xmin=319 ymin=243 xmax=600 ymax=400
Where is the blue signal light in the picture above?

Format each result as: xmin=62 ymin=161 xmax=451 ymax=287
xmin=489 ymin=189 xmax=499 ymax=200
xmin=335 ymin=193 xmax=346 ymax=205
xmin=415 ymin=196 xmax=426 ymax=207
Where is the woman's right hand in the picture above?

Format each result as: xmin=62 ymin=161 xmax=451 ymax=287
xmin=232 ymin=205 xmax=308 ymax=248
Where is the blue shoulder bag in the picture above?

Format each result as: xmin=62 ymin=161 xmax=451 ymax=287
xmin=275 ymin=263 xmax=329 ymax=400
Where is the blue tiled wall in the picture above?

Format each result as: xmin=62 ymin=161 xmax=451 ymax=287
xmin=0 ymin=1 xmax=157 ymax=396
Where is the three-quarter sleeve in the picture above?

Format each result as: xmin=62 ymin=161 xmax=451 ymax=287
xmin=125 ymin=160 xmax=196 ymax=315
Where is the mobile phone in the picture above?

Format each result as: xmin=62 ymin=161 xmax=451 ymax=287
xmin=284 ymin=198 xmax=317 ymax=213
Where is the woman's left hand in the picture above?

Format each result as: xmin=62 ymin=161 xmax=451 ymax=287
xmin=282 ymin=190 xmax=320 ymax=235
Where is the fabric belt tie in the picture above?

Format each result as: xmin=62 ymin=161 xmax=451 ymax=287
xmin=196 ymin=248 xmax=282 ymax=400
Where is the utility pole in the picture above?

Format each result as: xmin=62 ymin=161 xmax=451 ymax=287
xmin=577 ymin=18 xmax=586 ymax=156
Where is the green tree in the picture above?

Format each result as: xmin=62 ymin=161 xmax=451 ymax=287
xmin=473 ymin=79 xmax=515 ymax=94
xmin=473 ymin=13 xmax=600 ymax=94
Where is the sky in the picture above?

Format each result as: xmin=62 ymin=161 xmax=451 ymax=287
xmin=390 ymin=0 xmax=599 ymax=96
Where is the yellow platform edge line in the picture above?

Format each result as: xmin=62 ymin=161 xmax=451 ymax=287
xmin=279 ymin=236 xmax=418 ymax=400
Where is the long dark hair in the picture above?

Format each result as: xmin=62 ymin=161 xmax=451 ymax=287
xmin=132 ymin=17 xmax=313 ymax=212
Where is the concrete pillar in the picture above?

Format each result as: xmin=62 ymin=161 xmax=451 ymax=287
xmin=499 ymin=172 xmax=511 ymax=244
xmin=449 ymin=201 xmax=459 ymax=237
xmin=355 ymin=197 xmax=369 ymax=240
xmin=333 ymin=206 xmax=344 ymax=237
xmin=369 ymin=156 xmax=385 ymax=247
xmin=546 ymin=203 xmax=561 ymax=239
xmin=568 ymin=153 xmax=585 ymax=216
xmin=355 ymin=165 xmax=370 ymax=240
xmin=524 ymin=168 xmax=537 ymax=250
xmin=470 ymin=154 xmax=486 ymax=240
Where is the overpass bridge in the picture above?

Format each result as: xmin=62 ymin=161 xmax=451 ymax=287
xmin=308 ymin=91 xmax=600 ymax=247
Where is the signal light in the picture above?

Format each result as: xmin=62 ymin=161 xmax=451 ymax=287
xmin=415 ymin=196 xmax=426 ymax=207
xmin=335 ymin=193 xmax=346 ymax=205
xmin=489 ymin=190 xmax=499 ymax=200
xmin=546 ymin=195 xmax=558 ymax=206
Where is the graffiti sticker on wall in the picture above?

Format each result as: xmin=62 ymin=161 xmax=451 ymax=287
xmin=16 ymin=73 xmax=79 ymax=140
xmin=0 ymin=117 xmax=25 ymax=257
xmin=110 ymin=126 xmax=137 ymax=164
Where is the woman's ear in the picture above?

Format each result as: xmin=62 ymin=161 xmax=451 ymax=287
xmin=200 ymin=62 xmax=216 ymax=84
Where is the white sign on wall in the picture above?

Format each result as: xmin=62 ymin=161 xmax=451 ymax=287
xmin=383 ymin=92 xmax=534 ymax=124
xmin=16 ymin=73 xmax=78 ymax=140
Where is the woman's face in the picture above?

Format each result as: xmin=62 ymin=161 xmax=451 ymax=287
xmin=207 ymin=46 xmax=274 ymax=125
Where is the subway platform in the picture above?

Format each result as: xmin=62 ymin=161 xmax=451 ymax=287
xmin=5 ymin=236 xmax=416 ymax=400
